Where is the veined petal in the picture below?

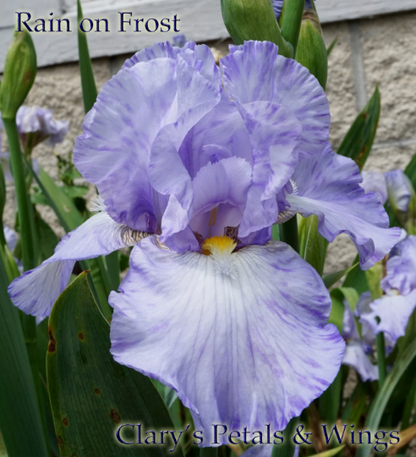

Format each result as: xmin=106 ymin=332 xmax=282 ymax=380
xmin=238 ymin=102 xmax=301 ymax=237
xmin=110 ymin=237 xmax=344 ymax=441
xmin=381 ymin=236 xmax=416 ymax=295
xmin=8 ymin=212 xmax=137 ymax=318
xmin=122 ymin=42 xmax=180 ymax=69
xmin=220 ymin=41 xmax=330 ymax=160
xmin=287 ymin=145 xmax=401 ymax=269
xmin=148 ymin=58 xmax=221 ymax=212
xmin=359 ymin=291 xmax=416 ymax=347
xmin=342 ymin=341 xmax=378 ymax=382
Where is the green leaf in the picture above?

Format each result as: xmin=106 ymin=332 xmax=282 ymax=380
xmin=405 ymin=153 xmax=416 ymax=190
xmin=341 ymin=382 xmax=370 ymax=424
xmin=342 ymin=255 xmax=369 ymax=295
xmin=323 ymin=263 xmax=359 ymax=289
xmin=310 ymin=446 xmax=345 ymax=457
xmin=34 ymin=209 xmax=58 ymax=261
xmin=356 ymin=337 xmax=416 ymax=457
xmin=47 ymin=272 xmax=179 ymax=457
xmin=77 ymin=0 xmax=98 ymax=113
xmin=337 ymin=86 xmax=381 ymax=170
xmin=326 ymin=37 xmax=338 ymax=57
xmin=298 ymin=215 xmax=328 ymax=276
xmin=0 ymin=250 xmax=48 ymax=457
xmin=329 ymin=287 xmax=359 ymax=333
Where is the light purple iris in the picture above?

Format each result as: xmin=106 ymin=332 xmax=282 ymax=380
xmin=360 ymin=236 xmax=416 ymax=346
xmin=0 ymin=106 xmax=69 ymax=151
xmin=361 ymin=169 xmax=414 ymax=214
xmin=341 ymin=292 xmax=378 ymax=382
xmin=8 ymin=41 xmax=399 ymax=440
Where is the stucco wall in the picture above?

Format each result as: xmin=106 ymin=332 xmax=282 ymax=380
xmin=2 ymin=10 xmax=416 ymax=274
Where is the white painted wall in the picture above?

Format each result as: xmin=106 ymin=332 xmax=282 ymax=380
xmin=1 ymin=0 xmax=416 ymax=71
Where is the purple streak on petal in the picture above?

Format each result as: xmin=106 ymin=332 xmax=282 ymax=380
xmin=272 ymin=0 xmax=284 ymax=20
xmin=122 ymin=41 xmax=180 ymax=69
xmin=287 ymin=145 xmax=401 ymax=269
xmin=236 ymin=101 xmax=301 ymax=238
xmin=220 ymin=41 xmax=330 ymax=160
xmin=110 ymin=237 xmax=344 ymax=442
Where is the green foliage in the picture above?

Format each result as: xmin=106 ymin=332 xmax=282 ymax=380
xmin=298 ymin=215 xmax=327 ymax=276
xmin=0 ymin=252 xmax=48 ymax=457
xmin=220 ymin=0 xmax=292 ymax=57
xmin=47 ymin=272 xmax=179 ymax=457
xmin=337 ymin=86 xmax=381 ymax=170
xmin=77 ymin=0 xmax=98 ymax=113
xmin=356 ymin=337 xmax=416 ymax=457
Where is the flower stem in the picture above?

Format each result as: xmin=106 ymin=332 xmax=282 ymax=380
xmin=2 ymin=117 xmax=37 ymax=270
xmin=279 ymin=216 xmax=299 ymax=253
xmin=376 ymin=330 xmax=386 ymax=387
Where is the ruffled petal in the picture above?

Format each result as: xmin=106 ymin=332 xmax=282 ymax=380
xmin=220 ymin=41 xmax=330 ymax=160
xmin=342 ymin=341 xmax=378 ymax=382
xmin=148 ymin=59 xmax=221 ymax=215
xmin=8 ymin=212 xmax=133 ymax=318
xmin=110 ymin=237 xmax=344 ymax=442
xmin=361 ymin=171 xmax=387 ymax=205
xmin=286 ymin=145 xmax=401 ymax=269
xmin=381 ymin=236 xmax=416 ymax=295
xmin=237 ymin=102 xmax=301 ymax=237
xmin=122 ymin=42 xmax=180 ymax=69
xmin=359 ymin=291 xmax=416 ymax=347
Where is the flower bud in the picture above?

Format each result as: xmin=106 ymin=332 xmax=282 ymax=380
xmin=0 ymin=30 xmax=37 ymax=120
xmin=220 ymin=0 xmax=292 ymax=57
xmin=295 ymin=7 xmax=328 ymax=89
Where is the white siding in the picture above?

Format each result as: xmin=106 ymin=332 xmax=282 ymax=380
xmin=1 ymin=0 xmax=416 ymax=71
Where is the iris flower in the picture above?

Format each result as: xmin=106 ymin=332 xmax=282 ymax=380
xmin=341 ymin=292 xmax=378 ymax=382
xmin=360 ymin=236 xmax=416 ymax=346
xmin=1 ymin=105 xmax=69 ymax=151
xmin=8 ymin=41 xmax=399 ymax=440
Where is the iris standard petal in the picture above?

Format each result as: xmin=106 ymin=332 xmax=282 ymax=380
xmin=286 ymin=145 xmax=401 ymax=269
xmin=381 ymin=236 xmax=416 ymax=295
xmin=359 ymin=291 xmax=416 ymax=347
xmin=220 ymin=40 xmax=330 ymax=160
xmin=237 ymin=102 xmax=301 ymax=237
xmin=122 ymin=41 xmax=180 ymax=69
xmin=110 ymin=237 xmax=344 ymax=442
xmin=342 ymin=341 xmax=378 ymax=382
xmin=75 ymin=52 xmax=220 ymax=233
xmin=8 ymin=211 xmax=138 ymax=318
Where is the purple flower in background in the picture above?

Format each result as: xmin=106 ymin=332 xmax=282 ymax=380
xmin=172 ymin=34 xmax=186 ymax=48
xmin=3 ymin=106 xmax=69 ymax=151
xmin=8 ymin=40 xmax=399 ymax=440
xmin=385 ymin=169 xmax=414 ymax=213
xmin=360 ymin=236 xmax=416 ymax=346
xmin=273 ymin=0 xmax=314 ymax=21
xmin=361 ymin=171 xmax=388 ymax=205
xmin=341 ymin=292 xmax=378 ymax=382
